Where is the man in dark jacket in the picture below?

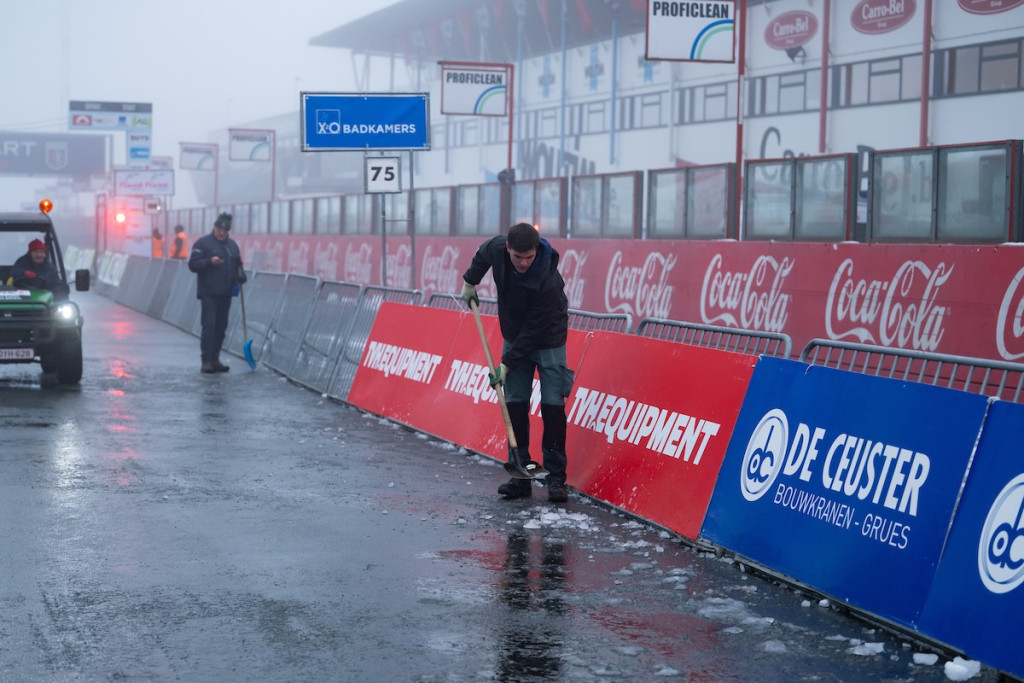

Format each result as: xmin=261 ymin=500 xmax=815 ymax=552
xmin=11 ymin=239 xmax=59 ymax=289
xmin=188 ymin=213 xmax=246 ymax=373
xmin=461 ymin=223 xmax=571 ymax=503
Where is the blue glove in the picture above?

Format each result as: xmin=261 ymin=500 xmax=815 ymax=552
xmin=461 ymin=281 xmax=479 ymax=307
xmin=489 ymin=363 xmax=507 ymax=388
xmin=231 ymin=284 xmax=240 ymax=297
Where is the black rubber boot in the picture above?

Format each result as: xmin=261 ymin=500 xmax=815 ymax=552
xmin=541 ymin=404 xmax=569 ymax=502
xmin=497 ymin=478 xmax=533 ymax=499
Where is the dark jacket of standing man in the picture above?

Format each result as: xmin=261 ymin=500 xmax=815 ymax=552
xmin=188 ymin=213 xmax=246 ymax=374
xmin=461 ymin=222 xmax=571 ymax=503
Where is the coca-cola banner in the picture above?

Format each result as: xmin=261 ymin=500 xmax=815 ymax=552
xmin=234 ymin=235 xmax=1024 ymax=363
xmin=348 ymin=303 xmax=755 ymax=539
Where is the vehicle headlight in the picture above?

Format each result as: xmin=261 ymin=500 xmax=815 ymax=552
xmin=53 ymin=302 xmax=80 ymax=323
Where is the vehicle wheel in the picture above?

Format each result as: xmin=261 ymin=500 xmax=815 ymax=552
xmin=40 ymin=350 xmax=58 ymax=374
xmin=56 ymin=338 xmax=83 ymax=385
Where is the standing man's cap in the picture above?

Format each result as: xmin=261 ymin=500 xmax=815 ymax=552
xmin=214 ymin=213 xmax=232 ymax=230
xmin=28 ymin=239 xmax=45 ymax=252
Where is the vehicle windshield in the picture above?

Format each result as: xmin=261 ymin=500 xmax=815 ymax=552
xmin=0 ymin=231 xmax=62 ymax=288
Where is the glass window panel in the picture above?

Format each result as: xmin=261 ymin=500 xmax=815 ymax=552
xmin=536 ymin=179 xmax=563 ymax=234
xmin=704 ymin=84 xmax=729 ymax=120
xmin=605 ymin=174 xmax=638 ymax=237
xmin=270 ymin=200 xmax=289 ymax=234
xmin=432 ymin=188 xmax=452 ymax=235
xmin=795 ymin=158 xmax=849 ymax=240
xmin=251 ymin=204 xmax=268 ymax=234
xmin=871 ymin=152 xmax=934 ymax=241
xmin=457 ymin=186 xmax=480 ymax=236
xmin=937 ymin=146 xmax=1007 ymax=242
xmin=849 ymin=63 xmax=869 ymax=105
xmin=648 ymin=169 xmax=686 ymax=238
xmin=639 ymin=93 xmax=662 ymax=128
xmin=385 ymin=192 xmax=408 ymax=235
xmin=414 ymin=190 xmax=432 ymax=234
xmin=952 ymin=46 xmax=980 ymax=93
xmin=688 ymin=166 xmax=731 ymax=238
xmin=900 ymin=54 xmax=922 ymax=99
xmin=746 ymin=161 xmax=792 ymax=239
xmin=869 ymin=60 xmax=901 ymax=103
xmin=512 ymin=183 xmax=536 ymax=226
xmin=571 ymin=177 xmax=602 ymax=236
xmin=586 ymin=102 xmax=606 ymax=134
xmin=779 ymin=73 xmax=807 ymax=112
xmin=764 ymin=76 xmax=780 ymax=114
xmin=980 ymin=41 xmax=1020 ymax=91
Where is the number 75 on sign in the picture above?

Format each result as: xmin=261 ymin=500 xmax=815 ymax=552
xmin=365 ymin=156 xmax=401 ymax=194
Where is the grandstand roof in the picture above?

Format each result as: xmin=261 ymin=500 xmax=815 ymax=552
xmin=309 ymin=0 xmax=651 ymax=63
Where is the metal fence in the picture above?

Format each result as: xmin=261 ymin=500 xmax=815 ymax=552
xmin=636 ymin=318 xmax=793 ymax=358
xmin=93 ymin=256 xmax=1023 ymax=406
xmin=800 ymin=339 xmax=1024 ymax=403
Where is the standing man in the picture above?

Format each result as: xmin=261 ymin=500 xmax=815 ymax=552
xmin=151 ymin=228 xmax=164 ymax=259
xmin=188 ymin=213 xmax=246 ymax=374
xmin=170 ymin=225 xmax=189 ymax=259
xmin=461 ymin=223 xmax=571 ymax=503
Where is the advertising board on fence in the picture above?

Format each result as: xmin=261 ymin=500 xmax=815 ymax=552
xmin=919 ymin=400 xmax=1024 ymax=679
xmin=347 ymin=304 xmax=757 ymax=540
xmin=701 ymin=356 xmax=989 ymax=628
xmin=566 ymin=331 xmax=756 ymax=539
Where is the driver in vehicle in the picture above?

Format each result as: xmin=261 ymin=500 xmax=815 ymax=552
xmin=10 ymin=239 xmax=59 ymax=289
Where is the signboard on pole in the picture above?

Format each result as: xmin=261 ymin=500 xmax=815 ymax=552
xmin=439 ymin=62 xmax=510 ymax=116
xmin=646 ymin=0 xmax=737 ymax=63
xmin=113 ymin=168 xmax=175 ymax=196
xmin=365 ymin=156 xmax=401 ymax=194
xmin=179 ymin=143 xmax=217 ymax=171
xmin=229 ymin=129 xmax=273 ymax=161
xmin=300 ymin=92 xmax=430 ymax=151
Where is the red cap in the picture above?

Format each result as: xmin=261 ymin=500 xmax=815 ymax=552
xmin=29 ymin=239 xmax=45 ymax=252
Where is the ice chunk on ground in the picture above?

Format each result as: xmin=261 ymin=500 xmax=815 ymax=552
xmin=943 ymin=657 xmax=981 ymax=681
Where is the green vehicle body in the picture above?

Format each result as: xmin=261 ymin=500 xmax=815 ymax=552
xmin=0 ymin=206 xmax=91 ymax=385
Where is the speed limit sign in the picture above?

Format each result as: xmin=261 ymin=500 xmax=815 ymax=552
xmin=365 ymin=156 xmax=401 ymax=193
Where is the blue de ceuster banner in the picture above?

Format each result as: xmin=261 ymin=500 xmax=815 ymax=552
xmin=919 ymin=400 xmax=1024 ymax=678
xmin=701 ymin=357 xmax=988 ymax=628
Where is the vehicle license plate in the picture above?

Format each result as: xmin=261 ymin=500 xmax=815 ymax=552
xmin=0 ymin=348 xmax=33 ymax=360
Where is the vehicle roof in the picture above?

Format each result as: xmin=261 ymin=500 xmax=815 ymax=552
xmin=0 ymin=213 xmax=54 ymax=232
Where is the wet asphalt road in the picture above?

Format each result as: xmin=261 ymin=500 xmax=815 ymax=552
xmin=0 ymin=292 xmax=1005 ymax=682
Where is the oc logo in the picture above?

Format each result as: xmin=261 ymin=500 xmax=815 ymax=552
xmin=978 ymin=473 xmax=1024 ymax=594
xmin=740 ymin=409 xmax=788 ymax=502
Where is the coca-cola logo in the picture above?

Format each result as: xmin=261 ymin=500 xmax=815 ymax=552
xmin=288 ymin=241 xmax=310 ymax=274
xmin=996 ymin=266 xmax=1024 ymax=360
xmin=851 ymin=0 xmax=916 ymax=34
xmin=314 ymin=242 xmax=338 ymax=280
xmin=700 ymin=254 xmax=792 ymax=332
xmin=604 ymin=251 xmax=675 ymax=321
xmin=343 ymin=243 xmax=373 ymax=283
xmin=559 ymin=248 xmax=588 ymax=310
xmin=385 ymin=244 xmax=412 ymax=288
xmin=765 ymin=11 xmax=818 ymax=50
xmin=825 ymin=258 xmax=951 ymax=351
xmin=958 ymin=0 xmax=1024 ymax=14
xmin=420 ymin=245 xmax=463 ymax=297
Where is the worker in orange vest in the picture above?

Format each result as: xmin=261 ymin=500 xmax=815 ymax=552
xmin=170 ymin=225 xmax=190 ymax=259
xmin=151 ymin=228 xmax=164 ymax=259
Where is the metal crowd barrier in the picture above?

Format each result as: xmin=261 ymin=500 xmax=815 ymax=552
xmin=636 ymin=318 xmax=793 ymax=358
xmin=91 ymin=254 xmax=1021 ymax=406
xmin=800 ymin=338 xmax=1024 ymax=403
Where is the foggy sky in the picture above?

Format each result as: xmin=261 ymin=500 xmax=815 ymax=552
xmin=0 ymin=0 xmax=401 ymax=209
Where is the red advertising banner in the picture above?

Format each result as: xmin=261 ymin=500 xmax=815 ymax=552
xmin=236 ymin=234 xmax=1024 ymax=366
xmin=349 ymin=303 xmax=757 ymax=540
xmin=566 ymin=331 xmax=757 ymax=538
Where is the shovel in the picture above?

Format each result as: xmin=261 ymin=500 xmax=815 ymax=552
xmin=239 ymin=286 xmax=256 ymax=370
xmin=468 ymin=299 xmax=547 ymax=480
